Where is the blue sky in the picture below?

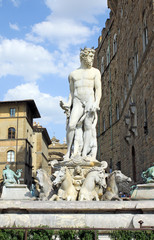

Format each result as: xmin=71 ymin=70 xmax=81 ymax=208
xmin=0 ymin=0 xmax=109 ymax=142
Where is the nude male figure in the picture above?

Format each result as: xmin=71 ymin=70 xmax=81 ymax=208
xmin=60 ymin=47 xmax=101 ymax=160
xmin=3 ymin=164 xmax=22 ymax=185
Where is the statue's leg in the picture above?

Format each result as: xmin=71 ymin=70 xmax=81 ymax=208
xmin=73 ymin=125 xmax=83 ymax=156
xmin=65 ymin=100 xmax=84 ymax=159
xmin=82 ymin=114 xmax=94 ymax=157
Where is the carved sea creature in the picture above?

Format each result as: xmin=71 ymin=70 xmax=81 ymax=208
xmin=36 ymin=169 xmax=55 ymax=200
xmin=52 ymin=166 xmax=77 ymax=201
xmin=102 ymin=170 xmax=131 ymax=201
xmin=78 ymin=169 xmax=107 ymax=201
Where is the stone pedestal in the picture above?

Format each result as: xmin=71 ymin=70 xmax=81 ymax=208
xmin=1 ymin=184 xmax=33 ymax=200
xmin=0 ymin=200 xmax=153 ymax=228
xmin=131 ymin=183 xmax=154 ymax=200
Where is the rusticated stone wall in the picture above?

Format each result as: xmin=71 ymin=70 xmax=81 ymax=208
xmin=94 ymin=0 xmax=154 ymax=183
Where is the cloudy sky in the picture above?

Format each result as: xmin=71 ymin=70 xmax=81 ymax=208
xmin=0 ymin=0 xmax=109 ymax=142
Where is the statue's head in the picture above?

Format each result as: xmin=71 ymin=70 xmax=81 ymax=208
xmin=75 ymin=165 xmax=82 ymax=175
xmin=5 ymin=164 xmax=10 ymax=169
xmin=80 ymin=47 xmax=95 ymax=68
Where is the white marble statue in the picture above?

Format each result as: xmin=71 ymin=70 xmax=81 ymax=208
xmin=36 ymin=169 xmax=55 ymax=200
xmin=60 ymin=47 xmax=101 ymax=160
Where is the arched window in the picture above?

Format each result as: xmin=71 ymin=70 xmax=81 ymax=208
xmin=113 ymin=33 xmax=117 ymax=55
xmin=101 ymin=56 xmax=104 ymax=74
xmin=106 ymin=46 xmax=110 ymax=66
xmin=7 ymin=150 xmax=15 ymax=162
xmin=8 ymin=127 xmax=15 ymax=139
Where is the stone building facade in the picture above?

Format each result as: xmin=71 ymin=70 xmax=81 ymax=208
xmin=32 ymin=122 xmax=51 ymax=176
xmin=48 ymin=136 xmax=67 ymax=164
xmin=94 ymin=0 xmax=154 ymax=183
xmin=0 ymin=100 xmax=40 ymax=187
xmin=0 ymin=99 xmax=68 ymax=187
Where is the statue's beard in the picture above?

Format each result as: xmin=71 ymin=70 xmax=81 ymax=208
xmin=82 ymin=58 xmax=93 ymax=68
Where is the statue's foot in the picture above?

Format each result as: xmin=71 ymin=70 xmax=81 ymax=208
xmin=63 ymin=154 xmax=71 ymax=161
xmin=83 ymin=155 xmax=93 ymax=162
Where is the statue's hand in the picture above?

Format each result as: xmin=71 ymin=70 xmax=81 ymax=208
xmin=60 ymin=100 xmax=70 ymax=110
xmin=93 ymin=102 xmax=100 ymax=111
xmin=86 ymin=102 xmax=99 ymax=113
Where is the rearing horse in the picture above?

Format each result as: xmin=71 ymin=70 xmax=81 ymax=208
xmin=78 ymin=169 xmax=107 ymax=201
xmin=102 ymin=170 xmax=131 ymax=201
xmin=53 ymin=167 xmax=77 ymax=201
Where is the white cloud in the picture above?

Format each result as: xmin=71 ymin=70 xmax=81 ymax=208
xmin=26 ymin=19 xmax=99 ymax=50
xmin=0 ymin=38 xmax=79 ymax=81
xmin=45 ymin=0 xmax=107 ymax=23
xmin=0 ymin=0 xmax=20 ymax=7
xmin=4 ymin=83 xmax=66 ymax=125
xmin=9 ymin=23 xmax=19 ymax=31
xmin=10 ymin=0 xmax=20 ymax=7
xmin=26 ymin=0 xmax=107 ymax=50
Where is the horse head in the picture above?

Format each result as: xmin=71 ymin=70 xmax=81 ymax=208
xmin=36 ymin=169 xmax=45 ymax=187
xmin=113 ymin=170 xmax=131 ymax=183
xmin=36 ymin=169 xmax=52 ymax=188
xmin=53 ymin=167 xmax=66 ymax=186
xmin=98 ymin=171 xmax=108 ymax=188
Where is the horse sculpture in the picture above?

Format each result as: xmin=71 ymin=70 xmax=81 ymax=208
xmin=78 ymin=168 xmax=107 ymax=201
xmin=102 ymin=170 xmax=131 ymax=201
xmin=36 ymin=169 xmax=55 ymax=200
xmin=52 ymin=166 xmax=77 ymax=201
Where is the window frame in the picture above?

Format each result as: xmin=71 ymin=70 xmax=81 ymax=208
xmin=8 ymin=127 xmax=15 ymax=139
xmin=7 ymin=150 xmax=15 ymax=162
xmin=113 ymin=33 xmax=117 ymax=56
xmin=10 ymin=108 xmax=16 ymax=117
xmin=143 ymin=27 xmax=148 ymax=52
xmin=106 ymin=46 xmax=110 ymax=66
xmin=101 ymin=56 xmax=104 ymax=74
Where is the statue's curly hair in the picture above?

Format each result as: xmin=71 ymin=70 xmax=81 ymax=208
xmin=80 ymin=47 xmax=95 ymax=59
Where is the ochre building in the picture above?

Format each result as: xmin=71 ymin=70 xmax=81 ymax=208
xmin=0 ymin=100 xmax=40 ymax=187
xmin=94 ymin=0 xmax=154 ymax=183
xmin=33 ymin=122 xmax=51 ymax=176
xmin=48 ymin=136 xmax=67 ymax=164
